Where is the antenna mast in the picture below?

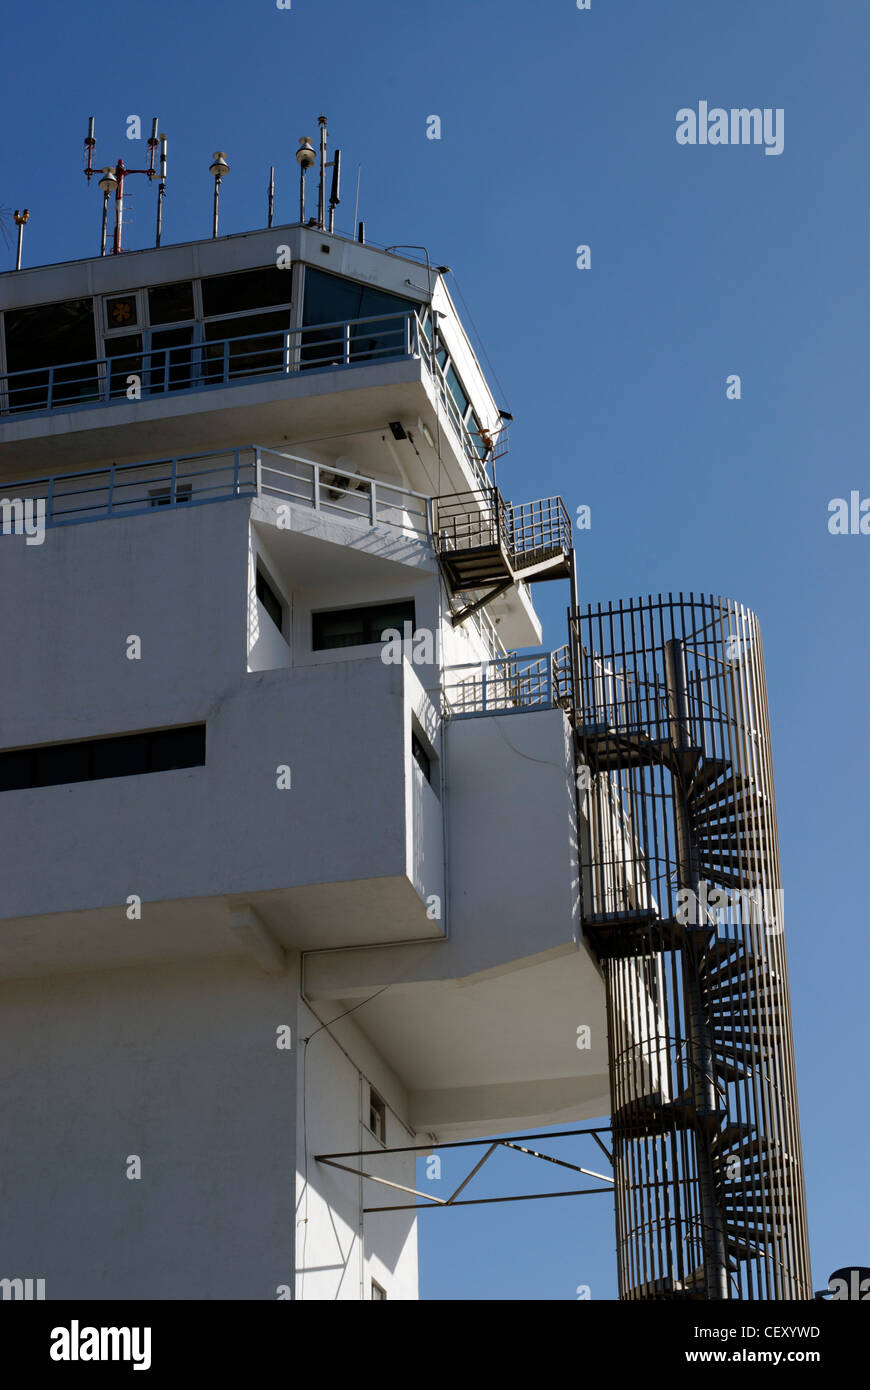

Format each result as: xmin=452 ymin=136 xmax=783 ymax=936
xmin=83 ymin=115 xmax=165 ymax=254
xmin=13 ymin=209 xmax=30 ymax=270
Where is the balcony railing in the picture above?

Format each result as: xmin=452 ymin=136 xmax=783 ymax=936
xmin=0 ymin=444 xmax=431 ymax=538
xmin=444 ymin=647 xmax=573 ymax=717
xmin=0 ymin=312 xmax=415 ymax=419
xmin=0 ymin=308 xmax=491 ymax=490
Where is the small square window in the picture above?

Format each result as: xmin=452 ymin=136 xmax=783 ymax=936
xmin=149 ymin=484 xmax=192 ymax=508
xmin=368 ymin=1088 xmax=386 ymax=1145
xmin=105 ymin=294 xmax=138 ymax=330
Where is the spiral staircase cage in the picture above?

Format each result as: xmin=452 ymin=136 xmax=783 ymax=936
xmin=571 ymin=594 xmax=811 ymax=1300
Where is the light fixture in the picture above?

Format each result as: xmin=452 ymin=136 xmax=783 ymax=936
xmin=209 ymin=151 xmax=230 ymax=179
xmin=296 ymin=137 xmax=316 ymax=169
xmin=98 ymin=166 xmax=118 ymax=193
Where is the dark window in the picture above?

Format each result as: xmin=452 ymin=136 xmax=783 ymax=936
xmin=411 ymin=730 xmax=432 ymax=783
xmin=312 ymin=600 xmax=415 ymax=651
xmin=148 ymin=326 xmax=195 ymax=392
xmin=4 ymin=297 xmax=97 ymax=372
xmin=203 ymin=310 xmax=289 ymax=382
xmin=368 ymin=1089 xmax=386 ymax=1144
xmin=371 ymin=1281 xmax=387 ymax=1300
xmin=104 ymin=333 xmax=142 ymax=398
xmin=201 ymin=266 xmax=291 ymax=318
xmin=0 ymin=725 xmax=206 ymax=793
xmin=3 ymin=297 xmax=98 ymax=412
xmin=301 ymin=268 xmax=415 ymax=367
xmin=256 ymin=566 xmax=284 ymax=633
xmin=149 ymin=484 xmax=192 ymax=507
xmin=148 ymin=281 xmax=195 ymax=326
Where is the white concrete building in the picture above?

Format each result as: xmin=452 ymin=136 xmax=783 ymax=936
xmin=0 ymin=213 xmax=611 ymax=1299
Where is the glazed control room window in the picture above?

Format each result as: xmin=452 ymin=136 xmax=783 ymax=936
xmin=312 ymin=600 xmax=415 ymax=652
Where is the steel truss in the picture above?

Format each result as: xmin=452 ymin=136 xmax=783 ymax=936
xmin=316 ymin=1126 xmax=614 ymax=1213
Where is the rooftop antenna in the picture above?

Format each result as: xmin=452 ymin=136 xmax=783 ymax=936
xmin=155 ymin=130 xmax=167 ymax=246
xmin=352 ymin=162 xmax=361 ymax=237
xmin=209 ymin=151 xmax=230 ymax=237
xmin=296 ymin=136 xmax=316 ymax=223
xmin=83 ymin=115 xmax=164 ymax=254
xmin=328 ymin=148 xmax=340 ymax=232
xmin=13 ymin=209 xmax=30 ymax=270
xmin=267 ymin=166 xmax=275 ymax=228
xmin=317 ymin=115 xmax=327 ymax=230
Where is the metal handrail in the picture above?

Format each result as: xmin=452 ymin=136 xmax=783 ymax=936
xmin=0 ymin=444 xmax=433 ymax=539
xmin=0 ymin=311 xmax=416 ymax=418
xmin=256 ymin=447 xmax=431 ymax=538
xmin=0 ymin=303 xmax=493 ymax=493
xmin=444 ymin=650 xmax=564 ymax=717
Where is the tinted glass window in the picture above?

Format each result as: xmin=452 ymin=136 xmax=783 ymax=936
xmin=201 ymin=267 xmax=291 ymax=318
xmin=256 ymin=568 xmax=284 ymax=632
xmin=312 ymin=600 xmax=415 ymax=651
xmin=148 ymin=281 xmax=195 ymax=325
xmin=4 ymin=298 xmax=96 ymax=372
xmin=0 ymin=725 xmax=206 ymax=792
xmin=302 ymin=268 xmax=414 ymax=328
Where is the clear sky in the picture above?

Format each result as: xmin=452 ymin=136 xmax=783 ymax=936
xmin=4 ymin=0 xmax=867 ymax=1298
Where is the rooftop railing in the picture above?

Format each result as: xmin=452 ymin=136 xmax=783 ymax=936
xmin=0 ymin=308 xmax=491 ymax=490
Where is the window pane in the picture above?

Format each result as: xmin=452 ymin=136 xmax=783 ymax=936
xmin=148 ymin=726 xmax=207 ymax=772
xmin=256 ymin=568 xmax=284 ymax=632
xmin=91 ymin=735 xmax=147 ymax=780
xmin=0 ymin=749 xmax=34 ymax=792
xmin=4 ymin=298 xmax=96 ymax=372
xmin=312 ymin=600 xmax=415 ymax=651
xmin=148 ymin=281 xmax=195 ymax=325
xmin=105 ymin=334 xmax=142 ymax=398
xmin=201 ymin=267 xmax=291 ymax=318
xmin=301 ymin=269 xmax=415 ymax=368
xmin=148 ymin=326 xmax=194 ymax=393
xmin=33 ymin=742 xmax=92 ymax=786
xmin=203 ymin=311 xmax=289 ymax=381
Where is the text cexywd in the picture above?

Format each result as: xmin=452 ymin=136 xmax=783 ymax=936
xmin=676 ymin=103 xmax=784 ymax=156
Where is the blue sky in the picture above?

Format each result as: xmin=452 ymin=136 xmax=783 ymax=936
xmin=4 ymin=0 xmax=867 ymax=1297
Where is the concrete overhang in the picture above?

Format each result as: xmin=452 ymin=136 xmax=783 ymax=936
xmin=304 ymin=939 xmax=611 ymax=1138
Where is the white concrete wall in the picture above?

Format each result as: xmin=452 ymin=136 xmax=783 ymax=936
xmin=0 ymin=501 xmax=421 ymax=921
xmin=0 ymin=953 xmax=420 ymax=1300
xmin=0 ymin=956 xmax=298 ymax=1299
xmin=295 ymin=997 xmax=418 ymax=1301
xmin=445 ymin=709 xmax=581 ymax=974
